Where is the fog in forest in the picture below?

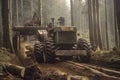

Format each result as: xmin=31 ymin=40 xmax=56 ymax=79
xmin=0 ymin=0 xmax=119 ymax=50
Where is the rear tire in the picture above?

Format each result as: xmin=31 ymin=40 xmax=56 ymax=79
xmin=77 ymin=38 xmax=91 ymax=63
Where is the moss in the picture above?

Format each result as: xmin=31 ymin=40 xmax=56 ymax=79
xmin=92 ymin=48 xmax=120 ymax=64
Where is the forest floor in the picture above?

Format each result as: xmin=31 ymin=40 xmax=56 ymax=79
xmin=0 ymin=46 xmax=120 ymax=80
xmin=0 ymin=47 xmax=22 ymax=80
xmin=91 ymin=47 xmax=120 ymax=70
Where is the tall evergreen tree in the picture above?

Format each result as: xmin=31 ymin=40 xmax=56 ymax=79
xmin=1 ymin=0 xmax=14 ymax=52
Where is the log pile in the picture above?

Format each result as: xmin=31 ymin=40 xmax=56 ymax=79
xmin=0 ymin=63 xmax=67 ymax=80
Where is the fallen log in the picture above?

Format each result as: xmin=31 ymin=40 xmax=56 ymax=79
xmin=68 ymin=61 xmax=120 ymax=80
xmin=5 ymin=64 xmax=25 ymax=78
xmin=82 ymin=63 xmax=120 ymax=77
xmin=2 ymin=64 xmax=42 ymax=80
xmin=1 ymin=63 xmax=68 ymax=80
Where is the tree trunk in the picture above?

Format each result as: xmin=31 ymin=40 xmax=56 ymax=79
xmin=38 ymin=0 xmax=42 ymax=25
xmin=88 ymin=0 xmax=94 ymax=46
xmin=88 ymin=0 xmax=104 ymax=49
xmin=1 ymin=0 xmax=14 ymax=52
xmin=114 ymin=0 xmax=120 ymax=47
xmin=70 ymin=0 xmax=74 ymax=26
xmin=0 ymin=1 xmax=2 ymax=47
xmin=95 ymin=0 xmax=102 ymax=49
xmin=105 ymin=0 xmax=109 ymax=49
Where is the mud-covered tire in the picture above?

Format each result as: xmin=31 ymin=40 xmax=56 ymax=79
xmin=44 ymin=37 xmax=55 ymax=63
xmin=34 ymin=41 xmax=44 ymax=63
xmin=77 ymin=38 xmax=92 ymax=63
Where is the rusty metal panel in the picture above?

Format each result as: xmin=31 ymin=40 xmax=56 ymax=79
xmin=54 ymin=27 xmax=76 ymax=32
xmin=61 ymin=27 xmax=76 ymax=31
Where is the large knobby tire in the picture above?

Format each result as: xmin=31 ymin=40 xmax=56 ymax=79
xmin=34 ymin=41 xmax=44 ymax=63
xmin=77 ymin=38 xmax=92 ymax=63
xmin=44 ymin=37 xmax=55 ymax=63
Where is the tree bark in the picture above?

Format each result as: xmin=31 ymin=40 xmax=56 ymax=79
xmin=1 ymin=0 xmax=14 ymax=52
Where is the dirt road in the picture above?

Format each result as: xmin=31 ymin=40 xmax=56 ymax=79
xmin=38 ymin=61 xmax=120 ymax=80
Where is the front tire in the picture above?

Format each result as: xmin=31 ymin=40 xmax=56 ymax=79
xmin=34 ymin=41 xmax=44 ymax=63
xmin=44 ymin=37 xmax=55 ymax=63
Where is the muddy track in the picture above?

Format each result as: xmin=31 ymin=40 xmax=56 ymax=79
xmin=43 ymin=61 xmax=120 ymax=80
